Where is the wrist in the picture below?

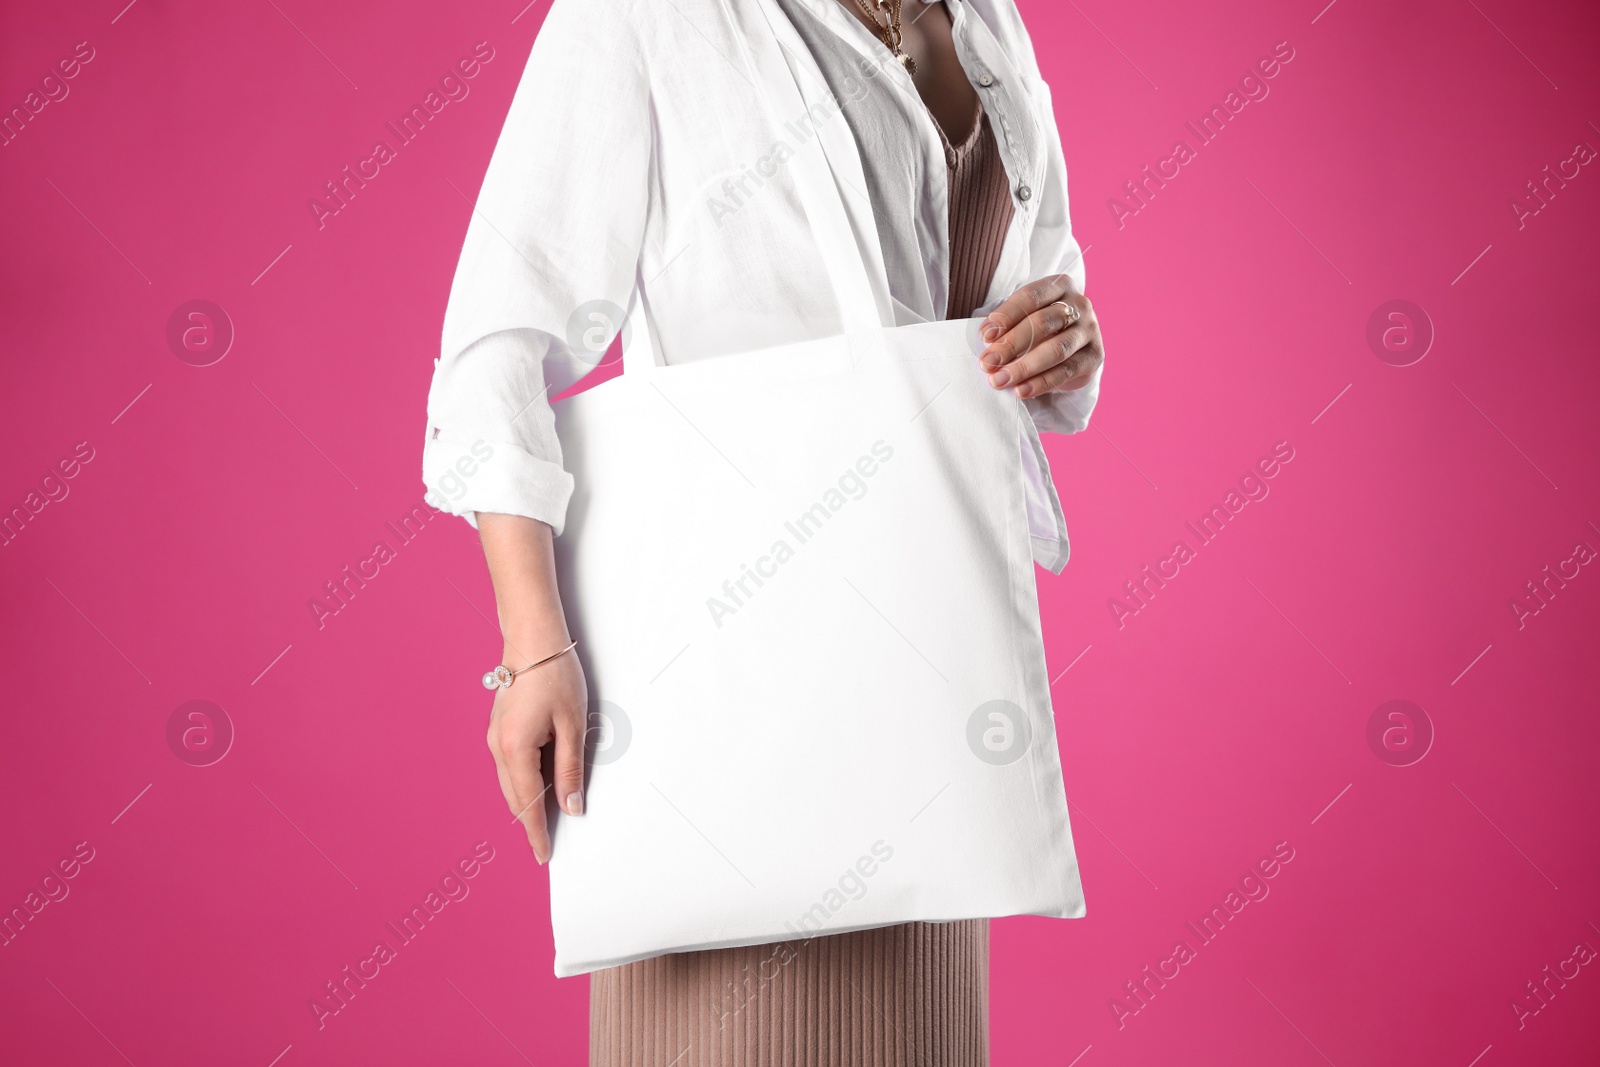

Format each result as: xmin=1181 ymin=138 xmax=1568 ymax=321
xmin=484 ymin=635 xmax=578 ymax=691
xmin=500 ymin=628 xmax=572 ymax=666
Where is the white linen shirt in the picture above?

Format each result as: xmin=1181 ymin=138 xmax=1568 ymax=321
xmin=422 ymin=0 xmax=1100 ymax=533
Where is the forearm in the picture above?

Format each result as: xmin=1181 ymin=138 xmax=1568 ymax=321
xmin=477 ymin=512 xmax=572 ymax=665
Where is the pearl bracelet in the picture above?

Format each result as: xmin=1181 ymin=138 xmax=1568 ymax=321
xmin=482 ymin=639 xmax=578 ymax=690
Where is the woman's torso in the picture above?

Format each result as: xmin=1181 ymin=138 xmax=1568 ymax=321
xmin=482 ymin=0 xmax=1070 ymax=377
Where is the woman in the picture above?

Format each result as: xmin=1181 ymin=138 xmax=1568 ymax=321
xmin=422 ymin=0 xmax=1106 ymax=1060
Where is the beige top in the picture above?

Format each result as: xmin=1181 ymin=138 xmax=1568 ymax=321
xmin=938 ymin=94 xmax=1018 ymax=319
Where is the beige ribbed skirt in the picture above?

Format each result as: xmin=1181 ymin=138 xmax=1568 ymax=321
xmin=590 ymin=920 xmax=989 ymax=1065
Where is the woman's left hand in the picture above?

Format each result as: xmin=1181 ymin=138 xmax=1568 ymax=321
xmin=976 ymin=274 xmax=1104 ymax=399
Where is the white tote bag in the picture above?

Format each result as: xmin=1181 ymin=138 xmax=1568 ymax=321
xmin=543 ymin=1 xmax=1084 ymax=977
xmin=547 ymin=313 xmax=1086 ymax=976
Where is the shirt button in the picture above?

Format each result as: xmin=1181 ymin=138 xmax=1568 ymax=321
xmin=978 ymin=72 xmax=994 ymax=87
xmin=1017 ymin=184 xmax=1033 ymax=202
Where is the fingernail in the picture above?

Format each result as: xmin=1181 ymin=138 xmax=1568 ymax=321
xmin=566 ymin=791 xmax=583 ymax=816
xmin=990 ymin=369 xmax=1010 ymax=387
xmin=1015 ymin=383 xmax=1032 ymax=398
xmin=980 ymin=321 xmax=1001 ymax=342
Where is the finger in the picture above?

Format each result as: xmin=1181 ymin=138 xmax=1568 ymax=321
xmin=490 ymin=753 xmax=544 ymax=862
xmin=553 ymin=705 xmax=587 ymax=818
xmin=998 ymin=329 xmax=1092 ymax=397
xmin=1014 ymin=345 xmax=1098 ymax=399
xmin=498 ymin=725 xmax=554 ymax=864
xmin=982 ymin=300 xmax=1080 ymax=372
xmin=978 ymin=273 xmax=1074 ymax=345
xmin=981 ymin=273 xmax=1073 ymax=341
xmin=487 ymin=728 xmax=521 ymax=829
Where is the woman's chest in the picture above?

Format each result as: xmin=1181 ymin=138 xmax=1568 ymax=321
xmin=831 ymin=0 xmax=980 ymax=142
xmin=624 ymin=0 xmax=1050 ymax=356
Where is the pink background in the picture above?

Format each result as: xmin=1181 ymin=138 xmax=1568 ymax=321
xmin=3 ymin=0 xmax=1598 ymax=1063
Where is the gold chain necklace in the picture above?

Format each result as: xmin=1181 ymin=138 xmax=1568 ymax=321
xmin=850 ymin=0 xmax=917 ymax=75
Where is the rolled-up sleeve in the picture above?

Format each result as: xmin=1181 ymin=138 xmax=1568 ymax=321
xmin=423 ymin=330 xmax=574 ymax=531
xmin=422 ymin=0 xmax=650 ymax=534
xmin=1018 ymin=54 xmax=1103 ymax=437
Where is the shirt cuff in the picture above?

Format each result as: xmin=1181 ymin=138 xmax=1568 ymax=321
xmin=1023 ymin=360 xmax=1102 ymax=435
xmin=422 ymin=427 xmax=575 ymax=535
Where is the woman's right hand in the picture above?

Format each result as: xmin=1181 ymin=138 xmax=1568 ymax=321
xmin=475 ymin=512 xmax=588 ymax=865
xmin=487 ymin=642 xmax=589 ymax=865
